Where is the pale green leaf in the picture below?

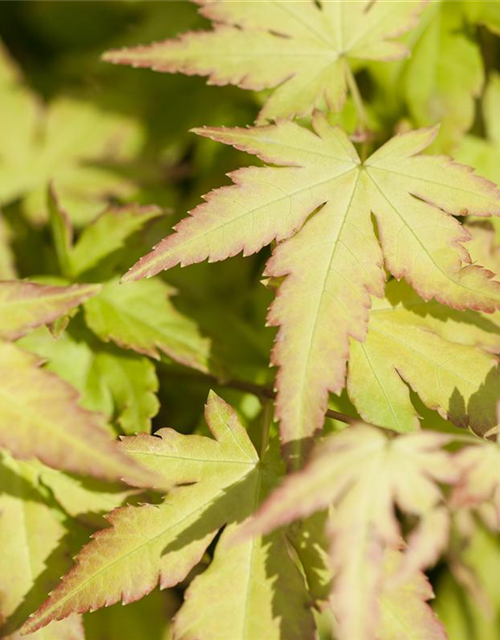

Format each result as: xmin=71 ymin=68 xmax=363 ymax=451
xmin=0 ymin=449 xmax=85 ymax=640
xmin=0 ymin=43 xmax=141 ymax=224
xmin=463 ymin=0 xmax=500 ymax=35
xmin=84 ymin=278 xmax=211 ymax=372
xmin=377 ymin=549 xmax=446 ymax=640
xmin=19 ymin=325 xmax=159 ymax=436
xmin=403 ymin=0 xmax=483 ymax=152
xmin=0 ymin=210 xmax=16 ymax=279
xmin=0 ymin=340 xmax=158 ymax=484
xmin=28 ymin=459 xmax=138 ymax=527
xmin=348 ymin=279 xmax=500 ymax=435
xmin=70 ymin=203 xmax=162 ymax=277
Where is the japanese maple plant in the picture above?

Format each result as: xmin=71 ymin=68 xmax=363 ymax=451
xmin=2 ymin=1 xmax=500 ymax=639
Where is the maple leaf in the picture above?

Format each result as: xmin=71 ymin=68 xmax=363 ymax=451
xmin=463 ymin=1 xmax=500 ymax=36
xmin=103 ymin=0 xmax=426 ymax=123
xmin=122 ymin=114 xmax=500 ymax=461
xmin=24 ymin=393 xmax=315 ymax=640
xmin=457 ymin=73 xmax=500 ymax=240
xmin=84 ymin=278 xmax=211 ymax=372
xmin=48 ymin=187 xmax=163 ymax=279
xmin=20 ymin=324 xmax=160 ymax=436
xmin=347 ymin=279 xmax=500 ymax=435
xmin=29 ymin=459 xmax=137 ymax=528
xmin=377 ymin=549 xmax=447 ymax=640
xmin=0 ymin=281 xmax=100 ymax=341
xmin=452 ymin=439 xmax=500 ymax=529
xmin=238 ymin=424 xmax=456 ymax=640
xmin=0 ymin=449 xmax=85 ymax=640
xmin=0 ymin=42 xmax=141 ymax=224
xmin=0 ymin=341 xmax=157 ymax=485
xmin=372 ymin=0 xmax=484 ymax=153
xmin=46 ymin=190 xmax=211 ymax=378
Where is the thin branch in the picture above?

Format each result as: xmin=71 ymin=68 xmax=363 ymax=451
xmin=168 ymin=369 xmax=357 ymax=426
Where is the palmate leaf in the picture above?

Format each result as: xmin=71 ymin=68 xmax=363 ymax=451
xmin=0 ymin=281 xmax=100 ymax=341
xmin=103 ymin=0 xmax=426 ymax=122
xmin=123 ymin=114 xmax=500 ymax=461
xmin=239 ymin=424 xmax=455 ymax=640
xmin=84 ymin=278 xmax=211 ymax=373
xmin=24 ymin=393 xmax=315 ymax=640
xmin=348 ymin=280 xmax=500 ymax=435
xmin=46 ymin=191 xmax=211 ymax=377
xmin=0 ymin=40 xmax=141 ymax=224
xmin=372 ymin=0 xmax=484 ymax=153
xmin=0 ymin=341 xmax=157 ymax=485
xmin=378 ymin=550 xmax=447 ymax=640
xmin=48 ymin=187 xmax=163 ymax=279
xmin=66 ymin=203 xmax=163 ymax=278
xmin=457 ymin=73 xmax=500 ymax=240
xmin=19 ymin=325 xmax=159 ymax=436
xmin=0 ymin=449 xmax=85 ymax=640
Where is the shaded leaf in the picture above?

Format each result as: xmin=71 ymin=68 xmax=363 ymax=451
xmin=70 ymin=203 xmax=163 ymax=277
xmin=19 ymin=325 xmax=159 ymax=436
xmin=84 ymin=278 xmax=211 ymax=372
xmin=348 ymin=279 xmax=500 ymax=435
xmin=0 ymin=449 xmax=85 ymax=640
xmin=0 ymin=42 xmax=141 ymax=224
xmin=23 ymin=394 xmax=315 ymax=640
xmin=0 ymin=341 xmax=157 ymax=484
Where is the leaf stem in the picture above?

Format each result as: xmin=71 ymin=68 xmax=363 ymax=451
xmin=260 ymin=399 xmax=273 ymax=457
xmin=166 ymin=369 xmax=357 ymax=426
xmin=345 ymin=66 xmax=370 ymax=160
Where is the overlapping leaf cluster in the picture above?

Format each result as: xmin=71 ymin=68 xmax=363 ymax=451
xmin=2 ymin=1 xmax=500 ymax=639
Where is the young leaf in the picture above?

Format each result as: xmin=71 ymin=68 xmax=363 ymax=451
xmin=84 ymin=278 xmax=211 ymax=372
xmin=19 ymin=325 xmax=159 ymax=436
xmin=0 ymin=281 xmax=100 ymax=341
xmin=123 ymin=115 xmax=500 ymax=460
xmin=69 ymin=203 xmax=163 ymax=277
xmin=0 ymin=449 xmax=85 ymax=640
xmin=48 ymin=186 xmax=74 ymax=279
xmin=104 ymin=0 xmax=426 ymax=122
xmin=0 ymin=341 xmax=157 ymax=484
xmin=403 ymin=1 xmax=483 ymax=152
xmin=457 ymin=74 xmax=500 ymax=238
xmin=23 ymin=393 xmax=315 ymax=640
xmin=239 ymin=424 xmax=456 ymax=640
xmin=348 ymin=280 xmax=500 ymax=435
xmin=0 ymin=44 xmax=141 ymax=224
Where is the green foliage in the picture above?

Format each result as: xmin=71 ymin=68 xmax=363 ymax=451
xmin=1 ymin=2 xmax=500 ymax=639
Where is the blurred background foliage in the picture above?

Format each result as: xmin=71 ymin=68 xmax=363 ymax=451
xmin=1 ymin=2 xmax=500 ymax=638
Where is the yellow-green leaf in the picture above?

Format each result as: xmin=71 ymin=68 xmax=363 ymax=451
xmin=104 ymin=0 xmax=426 ymax=122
